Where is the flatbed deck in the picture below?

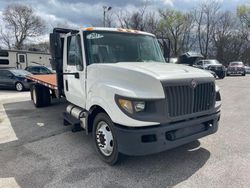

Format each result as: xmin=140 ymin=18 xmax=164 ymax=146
xmin=27 ymin=74 xmax=58 ymax=90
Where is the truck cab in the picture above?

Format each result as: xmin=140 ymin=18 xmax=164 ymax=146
xmin=32 ymin=27 xmax=221 ymax=164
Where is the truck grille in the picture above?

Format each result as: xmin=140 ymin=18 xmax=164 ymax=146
xmin=209 ymin=66 xmax=222 ymax=71
xmin=165 ymin=82 xmax=215 ymax=117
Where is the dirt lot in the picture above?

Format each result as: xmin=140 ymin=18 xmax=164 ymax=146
xmin=0 ymin=75 xmax=250 ymax=188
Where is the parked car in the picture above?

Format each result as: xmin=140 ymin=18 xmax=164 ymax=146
xmin=194 ymin=59 xmax=226 ymax=79
xmin=227 ymin=61 xmax=246 ymax=76
xmin=0 ymin=69 xmax=33 ymax=91
xmin=25 ymin=66 xmax=54 ymax=75
xmin=177 ymin=52 xmax=217 ymax=78
xmin=244 ymin=65 xmax=250 ymax=74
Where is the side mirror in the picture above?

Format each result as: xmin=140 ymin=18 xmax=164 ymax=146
xmin=8 ymin=74 xmax=13 ymax=78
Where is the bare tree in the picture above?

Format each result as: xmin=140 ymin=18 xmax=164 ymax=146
xmin=237 ymin=4 xmax=250 ymax=27
xmin=212 ymin=11 xmax=232 ymax=63
xmin=144 ymin=12 xmax=160 ymax=34
xmin=193 ymin=1 xmax=221 ymax=58
xmin=1 ymin=4 xmax=45 ymax=49
xmin=0 ymin=29 xmax=12 ymax=49
xmin=158 ymin=9 xmax=195 ymax=56
xmin=116 ymin=3 xmax=148 ymax=30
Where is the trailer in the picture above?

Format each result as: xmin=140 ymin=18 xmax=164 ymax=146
xmin=28 ymin=27 xmax=221 ymax=165
xmin=0 ymin=49 xmax=51 ymax=69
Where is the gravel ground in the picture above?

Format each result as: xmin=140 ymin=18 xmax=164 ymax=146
xmin=0 ymin=75 xmax=250 ymax=188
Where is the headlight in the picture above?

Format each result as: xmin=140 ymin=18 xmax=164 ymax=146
xmin=216 ymin=92 xmax=221 ymax=101
xmin=215 ymin=84 xmax=220 ymax=92
xmin=118 ymin=99 xmax=133 ymax=114
xmin=215 ymin=85 xmax=221 ymax=101
xmin=117 ymin=98 xmax=145 ymax=114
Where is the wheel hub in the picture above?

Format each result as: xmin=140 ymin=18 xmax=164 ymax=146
xmin=16 ymin=83 xmax=23 ymax=91
xmin=96 ymin=121 xmax=114 ymax=156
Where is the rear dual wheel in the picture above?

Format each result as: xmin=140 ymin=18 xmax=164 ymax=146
xmin=30 ymin=84 xmax=51 ymax=107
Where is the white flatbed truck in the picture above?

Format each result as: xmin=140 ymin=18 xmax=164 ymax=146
xmin=28 ymin=27 xmax=221 ymax=165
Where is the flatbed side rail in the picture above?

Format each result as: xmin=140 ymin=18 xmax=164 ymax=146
xmin=27 ymin=74 xmax=58 ymax=90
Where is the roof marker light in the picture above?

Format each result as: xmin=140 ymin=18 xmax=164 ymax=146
xmin=85 ymin=27 xmax=94 ymax=31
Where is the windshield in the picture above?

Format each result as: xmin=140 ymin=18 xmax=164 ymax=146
xmin=205 ymin=60 xmax=220 ymax=65
xmin=230 ymin=62 xmax=243 ymax=66
xmin=10 ymin=69 xmax=32 ymax=76
xmin=84 ymin=31 xmax=165 ymax=64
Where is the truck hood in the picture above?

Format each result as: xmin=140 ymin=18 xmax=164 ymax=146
xmin=103 ymin=62 xmax=213 ymax=80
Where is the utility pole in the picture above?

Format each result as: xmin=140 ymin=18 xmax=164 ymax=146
xmin=103 ymin=6 xmax=112 ymax=27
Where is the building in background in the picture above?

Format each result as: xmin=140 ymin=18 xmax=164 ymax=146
xmin=0 ymin=49 xmax=51 ymax=69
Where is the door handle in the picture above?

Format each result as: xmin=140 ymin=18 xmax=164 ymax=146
xmin=63 ymin=72 xmax=79 ymax=79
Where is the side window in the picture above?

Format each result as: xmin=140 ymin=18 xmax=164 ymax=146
xmin=75 ymin=35 xmax=83 ymax=70
xmin=0 ymin=50 xmax=9 ymax=57
xmin=0 ymin=70 xmax=12 ymax=78
xmin=0 ymin=70 xmax=3 ymax=78
xmin=196 ymin=61 xmax=203 ymax=66
xmin=40 ymin=67 xmax=50 ymax=74
xmin=0 ymin=59 xmax=9 ymax=65
xmin=67 ymin=35 xmax=83 ymax=70
xmin=32 ymin=67 xmax=40 ymax=74
xmin=67 ymin=36 xmax=75 ymax=66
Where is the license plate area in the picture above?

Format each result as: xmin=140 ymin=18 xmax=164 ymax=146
xmin=165 ymin=121 xmax=212 ymax=141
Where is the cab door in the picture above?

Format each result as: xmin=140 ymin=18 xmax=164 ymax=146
xmin=63 ymin=34 xmax=86 ymax=108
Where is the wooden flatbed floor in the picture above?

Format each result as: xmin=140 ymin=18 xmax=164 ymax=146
xmin=27 ymin=74 xmax=58 ymax=90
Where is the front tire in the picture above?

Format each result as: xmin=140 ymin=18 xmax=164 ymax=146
xmin=218 ymin=73 xmax=225 ymax=79
xmin=93 ymin=113 xmax=120 ymax=165
xmin=15 ymin=82 xmax=24 ymax=91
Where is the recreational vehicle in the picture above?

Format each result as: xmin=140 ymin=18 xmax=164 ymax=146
xmin=0 ymin=49 xmax=51 ymax=69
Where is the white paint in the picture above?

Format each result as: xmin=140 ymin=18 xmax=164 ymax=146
xmin=0 ymin=103 xmax=18 ymax=144
xmin=61 ymin=28 xmax=214 ymax=127
xmin=37 ymin=123 xmax=45 ymax=127
xmin=0 ymin=92 xmax=29 ymax=144
xmin=0 ymin=177 xmax=21 ymax=188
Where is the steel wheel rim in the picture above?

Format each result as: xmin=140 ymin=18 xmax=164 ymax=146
xmin=16 ymin=83 xmax=23 ymax=91
xmin=96 ymin=121 xmax=114 ymax=156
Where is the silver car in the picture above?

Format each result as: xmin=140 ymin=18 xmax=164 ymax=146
xmin=227 ymin=62 xmax=246 ymax=76
xmin=244 ymin=66 xmax=250 ymax=74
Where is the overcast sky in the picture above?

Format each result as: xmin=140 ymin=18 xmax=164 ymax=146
xmin=0 ymin=0 xmax=249 ymax=44
xmin=0 ymin=0 xmax=249 ymax=28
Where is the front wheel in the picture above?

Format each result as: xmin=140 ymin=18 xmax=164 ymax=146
xmin=218 ymin=73 xmax=225 ymax=79
xmin=93 ymin=113 xmax=120 ymax=165
xmin=15 ymin=82 xmax=24 ymax=91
